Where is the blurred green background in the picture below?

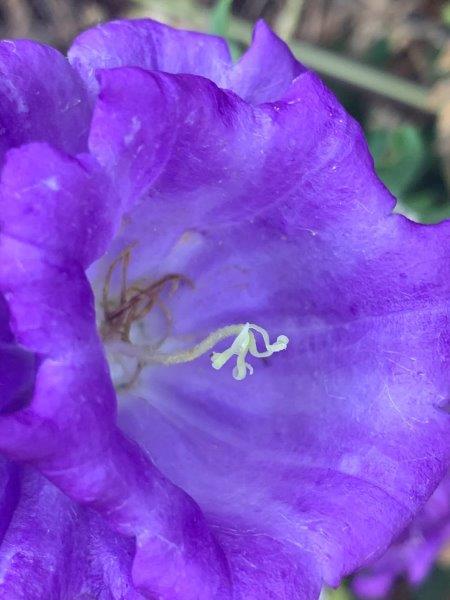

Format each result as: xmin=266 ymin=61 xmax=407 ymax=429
xmin=1 ymin=0 xmax=449 ymax=598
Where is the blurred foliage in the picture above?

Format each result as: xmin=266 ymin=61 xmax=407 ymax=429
xmin=0 ymin=0 xmax=450 ymax=598
xmin=0 ymin=0 xmax=128 ymax=47
xmin=413 ymin=567 xmax=450 ymax=599
xmin=324 ymin=586 xmax=353 ymax=600
xmin=368 ymin=125 xmax=427 ymax=199
xmin=443 ymin=2 xmax=450 ymax=26
xmin=210 ymin=0 xmax=241 ymax=59
xmin=210 ymin=0 xmax=233 ymax=37
xmin=367 ymin=124 xmax=450 ymax=222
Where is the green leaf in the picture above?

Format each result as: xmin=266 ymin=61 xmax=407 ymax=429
xmin=442 ymin=2 xmax=450 ymax=26
xmin=210 ymin=0 xmax=233 ymax=38
xmin=396 ymin=190 xmax=450 ymax=224
xmin=368 ymin=124 xmax=427 ymax=198
xmin=321 ymin=586 xmax=353 ymax=600
xmin=414 ymin=567 xmax=450 ymax=599
xmin=210 ymin=0 xmax=242 ymax=60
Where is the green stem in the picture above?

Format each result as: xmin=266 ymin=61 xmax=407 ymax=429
xmin=287 ymin=40 xmax=433 ymax=114
xmin=274 ymin=0 xmax=305 ymax=41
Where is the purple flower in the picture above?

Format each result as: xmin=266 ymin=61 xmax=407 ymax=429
xmin=352 ymin=471 xmax=450 ymax=598
xmin=0 ymin=18 xmax=450 ymax=600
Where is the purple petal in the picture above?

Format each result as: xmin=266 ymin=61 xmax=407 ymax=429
xmin=0 ymin=143 xmax=232 ymax=599
xmin=0 ymin=253 xmax=231 ymax=597
xmin=0 ymin=343 xmax=36 ymax=414
xmin=0 ymin=462 xmax=141 ymax=599
xmin=0 ymin=143 xmax=120 ymax=267
xmin=228 ymin=20 xmax=306 ymax=103
xmin=68 ymin=18 xmax=232 ymax=96
xmin=68 ymin=18 xmax=305 ymax=104
xmin=87 ymin=65 xmax=450 ymax=595
xmin=0 ymin=41 xmax=90 ymax=163
xmin=0 ymin=458 xmax=19 ymax=542
xmin=89 ymin=67 xmax=295 ymax=214
xmin=0 ymin=295 xmax=36 ymax=415
xmin=352 ymin=471 xmax=450 ymax=598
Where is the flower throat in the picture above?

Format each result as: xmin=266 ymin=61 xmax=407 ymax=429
xmin=101 ymin=246 xmax=289 ymax=387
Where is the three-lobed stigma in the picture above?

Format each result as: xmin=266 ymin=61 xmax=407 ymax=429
xmin=211 ymin=323 xmax=289 ymax=380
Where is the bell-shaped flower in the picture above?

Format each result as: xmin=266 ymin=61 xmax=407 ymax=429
xmin=0 ymin=19 xmax=450 ymax=600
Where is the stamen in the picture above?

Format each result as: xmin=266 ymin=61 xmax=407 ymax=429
xmin=101 ymin=243 xmax=192 ymax=343
xmin=111 ymin=322 xmax=289 ymax=381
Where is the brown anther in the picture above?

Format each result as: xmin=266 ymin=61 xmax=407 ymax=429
xmin=101 ymin=244 xmax=193 ymax=344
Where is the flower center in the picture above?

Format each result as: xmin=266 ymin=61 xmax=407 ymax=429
xmin=100 ymin=246 xmax=289 ymax=388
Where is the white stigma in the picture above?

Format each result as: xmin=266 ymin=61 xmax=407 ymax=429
xmin=211 ymin=323 xmax=289 ymax=381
